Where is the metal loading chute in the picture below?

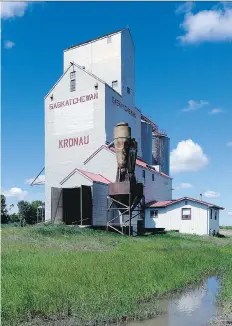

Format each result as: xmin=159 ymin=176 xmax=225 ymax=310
xmin=107 ymin=122 xmax=144 ymax=236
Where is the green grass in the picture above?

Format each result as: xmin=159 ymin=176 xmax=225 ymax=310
xmin=1 ymin=224 xmax=232 ymax=326
xmin=220 ymin=225 xmax=232 ymax=230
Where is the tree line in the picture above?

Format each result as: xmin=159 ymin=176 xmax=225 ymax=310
xmin=1 ymin=194 xmax=45 ymax=225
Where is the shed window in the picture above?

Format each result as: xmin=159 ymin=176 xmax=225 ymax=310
xmin=210 ymin=209 xmax=213 ymax=219
xmin=215 ymin=210 xmax=217 ymax=220
xmin=127 ymin=87 xmax=130 ymax=94
xmin=152 ymin=174 xmax=154 ymax=181
xmin=112 ymin=80 xmax=118 ymax=88
xmin=70 ymin=79 xmax=76 ymax=92
xmin=70 ymin=71 xmax=76 ymax=79
xmin=150 ymin=210 xmax=158 ymax=218
xmin=182 ymin=208 xmax=191 ymax=220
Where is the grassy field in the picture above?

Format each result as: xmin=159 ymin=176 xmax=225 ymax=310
xmin=1 ymin=224 xmax=232 ymax=326
xmin=220 ymin=226 xmax=232 ymax=230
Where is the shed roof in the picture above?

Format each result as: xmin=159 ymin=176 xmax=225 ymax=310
xmin=146 ymin=197 xmax=224 ymax=210
xmin=77 ymin=169 xmax=111 ymax=184
xmin=60 ymin=168 xmax=111 ymax=186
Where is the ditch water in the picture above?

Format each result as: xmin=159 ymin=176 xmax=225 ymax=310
xmin=129 ymin=276 xmax=221 ymax=326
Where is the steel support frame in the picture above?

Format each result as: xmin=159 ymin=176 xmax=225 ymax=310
xmin=106 ymin=195 xmax=144 ymax=236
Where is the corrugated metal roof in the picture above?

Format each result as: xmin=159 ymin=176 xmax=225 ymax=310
xmin=146 ymin=197 xmax=224 ymax=209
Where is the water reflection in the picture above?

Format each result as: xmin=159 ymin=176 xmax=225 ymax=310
xmin=129 ymin=277 xmax=220 ymax=326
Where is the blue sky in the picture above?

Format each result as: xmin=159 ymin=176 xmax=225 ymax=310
xmin=1 ymin=1 xmax=232 ymax=225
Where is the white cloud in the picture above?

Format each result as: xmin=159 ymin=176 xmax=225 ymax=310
xmin=175 ymin=2 xmax=195 ymax=15
xmin=182 ymin=100 xmax=208 ymax=112
xmin=180 ymin=182 xmax=193 ymax=189
xmin=25 ymin=175 xmax=45 ymax=185
xmin=226 ymin=141 xmax=232 ymax=147
xmin=0 ymin=2 xmax=29 ymax=19
xmin=178 ymin=3 xmax=232 ymax=44
xmin=203 ymin=190 xmax=220 ymax=198
xmin=228 ymin=211 xmax=232 ymax=216
xmin=175 ymin=182 xmax=193 ymax=190
xmin=3 ymin=187 xmax=28 ymax=200
xmin=4 ymin=40 xmax=15 ymax=49
xmin=208 ymin=108 xmax=223 ymax=115
xmin=170 ymin=139 xmax=209 ymax=173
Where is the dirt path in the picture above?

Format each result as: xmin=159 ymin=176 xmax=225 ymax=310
xmin=220 ymin=229 xmax=232 ymax=237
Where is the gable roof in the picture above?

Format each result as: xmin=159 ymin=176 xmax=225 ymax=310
xmin=84 ymin=144 xmax=172 ymax=179
xmin=64 ymin=28 xmax=134 ymax=52
xmin=146 ymin=197 xmax=224 ymax=210
xmin=60 ymin=168 xmax=111 ymax=186
xmin=44 ymin=62 xmax=106 ymax=100
xmin=45 ymin=61 xmax=123 ymax=100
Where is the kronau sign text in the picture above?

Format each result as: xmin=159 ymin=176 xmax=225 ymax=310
xmin=59 ymin=135 xmax=89 ymax=149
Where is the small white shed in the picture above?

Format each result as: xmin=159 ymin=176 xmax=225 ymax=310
xmin=145 ymin=197 xmax=224 ymax=236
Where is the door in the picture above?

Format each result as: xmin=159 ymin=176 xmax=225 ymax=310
xmin=51 ymin=187 xmax=63 ymax=222
xmin=81 ymin=185 xmax=92 ymax=225
xmin=63 ymin=188 xmax=81 ymax=225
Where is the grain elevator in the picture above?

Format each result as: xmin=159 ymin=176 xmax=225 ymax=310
xmin=41 ymin=28 xmax=172 ymax=234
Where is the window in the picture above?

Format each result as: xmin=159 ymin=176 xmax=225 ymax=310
xmin=150 ymin=210 xmax=158 ymax=218
xmin=142 ymin=170 xmax=145 ymax=179
xmin=185 ymin=200 xmax=188 ymax=205
xmin=70 ymin=71 xmax=76 ymax=79
xmin=182 ymin=208 xmax=191 ymax=220
xmin=215 ymin=210 xmax=217 ymax=220
xmin=152 ymin=174 xmax=154 ymax=181
xmin=127 ymin=87 xmax=130 ymax=94
xmin=107 ymin=36 xmax=112 ymax=44
xmin=70 ymin=79 xmax=76 ymax=92
xmin=210 ymin=209 xmax=213 ymax=219
xmin=112 ymin=80 xmax=118 ymax=88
